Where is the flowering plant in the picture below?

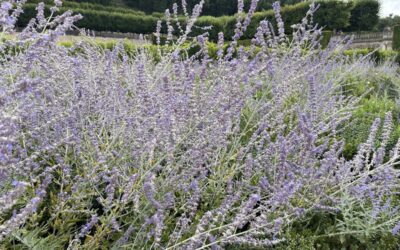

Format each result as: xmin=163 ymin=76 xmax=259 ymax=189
xmin=0 ymin=0 xmax=399 ymax=249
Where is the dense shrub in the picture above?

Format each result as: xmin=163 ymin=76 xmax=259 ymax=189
xmin=244 ymin=0 xmax=304 ymax=12
xmin=123 ymin=0 xmax=175 ymax=14
xmin=69 ymin=0 xmax=113 ymax=5
xmin=1 ymin=1 xmax=400 ymax=249
xmin=17 ymin=4 xmax=158 ymax=33
xmin=320 ymin=30 xmax=333 ymax=48
xmin=188 ymin=0 xmax=353 ymax=41
xmin=30 ymin=0 xmax=114 ymax=5
xmin=22 ymin=0 xmax=146 ymax=14
xmin=346 ymin=0 xmax=379 ymax=32
xmin=394 ymin=25 xmax=400 ymax=51
xmin=377 ymin=15 xmax=400 ymax=31
xmin=120 ymin=0 xmax=358 ymax=19
xmin=124 ymin=0 xmax=303 ymax=16
xmin=17 ymin=0 xmax=353 ymax=40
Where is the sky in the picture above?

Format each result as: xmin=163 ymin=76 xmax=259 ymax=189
xmin=381 ymin=0 xmax=400 ymax=17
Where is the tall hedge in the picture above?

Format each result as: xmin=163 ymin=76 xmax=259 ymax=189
xmin=16 ymin=0 xmax=364 ymax=39
xmin=320 ymin=31 xmax=333 ymax=48
xmin=122 ymin=0 xmax=304 ymax=16
xmin=393 ymin=25 xmax=400 ymax=51
xmin=191 ymin=0 xmax=352 ymax=41
xmin=346 ymin=0 xmax=379 ymax=31
xmin=17 ymin=4 xmax=157 ymax=33
xmin=67 ymin=0 xmax=112 ymax=5
xmin=74 ymin=9 xmax=158 ymax=33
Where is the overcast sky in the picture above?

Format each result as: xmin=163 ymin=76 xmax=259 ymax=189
xmin=381 ymin=0 xmax=400 ymax=17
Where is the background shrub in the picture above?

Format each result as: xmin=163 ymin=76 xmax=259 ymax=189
xmin=320 ymin=30 xmax=333 ymax=48
xmin=393 ymin=25 xmax=400 ymax=51
xmin=346 ymin=0 xmax=380 ymax=32
xmin=16 ymin=0 xmax=373 ymax=40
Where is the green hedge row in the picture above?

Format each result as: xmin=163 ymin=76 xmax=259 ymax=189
xmin=67 ymin=0 xmax=112 ymax=6
xmin=16 ymin=0 xmax=376 ymax=41
xmin=320 ymin=31 xmax=333 ymax=48
xmin=190 ymin=1 xmax=352 ymax=41
xmin=29 ymin=0 xmax=137 ymax=14
xmin=346 ymin=0 xmax=379 ymax=32
xmin=17 ymin=4 xmax=158 ymax=34
xmin=29 ymin=0 xmax=115 ymax=7
xmin=124 ymin=0 xmax=303 ymax=16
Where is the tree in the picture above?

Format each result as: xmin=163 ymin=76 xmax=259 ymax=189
xmin=377 ymin=14 xmax=400 ymax=31
xmin=393 ymin=25 xmax=400 ymax=50
xmin=347 ymin=0 xmax=379 ymax=31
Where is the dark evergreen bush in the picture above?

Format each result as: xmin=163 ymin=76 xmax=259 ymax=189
xmin=393 ymin=25 xmax=400 ymax=51
xmin=346 ymin=0 xmax=379 ymax=31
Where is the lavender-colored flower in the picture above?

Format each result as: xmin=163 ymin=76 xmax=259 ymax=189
xmin=272 ymin=2 xmax=285 ymax=40
xmin=121 ymin=174 xmax=139 ymax=203
xmin=116 ymin=225 xmax=134 ymax=246
xmin=77 ymin=215 xmax=99 ymax=239
xmin=1 ymin=2 xmax=12 ymax=11
xmin=391 ymin=221 xmax=400 ymax=235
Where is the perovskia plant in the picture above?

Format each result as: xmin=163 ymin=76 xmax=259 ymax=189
xmin=0 ymin=0 xmax=399 ymax=249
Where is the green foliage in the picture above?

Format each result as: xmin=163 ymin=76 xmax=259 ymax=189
xmin=124 ymin=0 xmax=303 ymax=16
xmin=191 ymin=0 xmax=352 ymax=42
xmin=17 ymin=1 xmax=354 ymax=41
xmin=17 ymin=4 xmax=158 ymax=33
xmin=57 ymin=39 xmax=399 ymax=64
xmin=341 ymin=97 xmax=400 ymax=159
xmin=61 ymin=1 xmax=145 ymax=15
xmin=393 ymin=25 xmax=400 ymax=51
xmin=346 ymin=0 xmax=380 ymax=31
xmin=3 ymin=228 xmax=68 ymax=250
xmin=274 ymin=192 xmax=400 ymax=249
xmin=76 ymin=9 xmax=158 ymax=33
xmin=15 ymin=0 xmax=384 ymax=37
xmin=339 ymin=68 xmax=400 ymax=159
xmin=377 ymin=15 xmax=400 ymax=31
xmin=320 ymin=30 xmax=333 ymax=48
xmin=123 ymin=0 xmax=174 ymax=14
xmin=245 ymin=0 xmax=304 ymax=12
xmin=315 ymin=0 xmax=353 ymax=31
xmin=67 ymin=0 xmax=113 ymax=5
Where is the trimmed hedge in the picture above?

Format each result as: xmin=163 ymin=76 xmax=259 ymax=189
xmin=17 ymin=4 xmax=158 ymax=33
xmin=343 ymin=48 xmax=400 ymax=64
xmin=320 ymin=31 xmax=333 ymax=48
xmin=189 ymin=0 xmax=352 ymax=41
xmin=393 ymin=25 xmax=400 ymax=51
xmin=16 ymin=0 xmax=379 ymax=41
xmin=61 ymin=2 xmax=146 ymax=15
xmin=64 ymin=0 xmax=112 ymax=5
xmin=346 ymin=0 xmax=379 ymax=32
xmin=75 ymin=9 xmax=158 ymax=33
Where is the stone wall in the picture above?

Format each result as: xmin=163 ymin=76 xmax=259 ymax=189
xmin=331 ymin=31 xmax=393 ymax=50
